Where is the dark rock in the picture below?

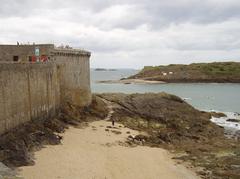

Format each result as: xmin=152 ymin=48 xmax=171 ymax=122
xmin=210 ymin=112 xmax=227 ymax=118
xmin=226 ymin=119 xmax=240 ymax=123
xmin=134 ymin=134 xmax=148 ymax=141
xmin=97 ymin=93 xmax=240 ymax=179
xmin=127 ymin=135 xmax=135 ymax=140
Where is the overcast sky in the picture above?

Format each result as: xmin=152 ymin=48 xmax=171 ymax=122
xmin=0 ymin=0 xmax=240 ymax=68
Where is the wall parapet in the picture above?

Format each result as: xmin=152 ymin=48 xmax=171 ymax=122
xmin=52 ymin=48 xmax=91 ymax=57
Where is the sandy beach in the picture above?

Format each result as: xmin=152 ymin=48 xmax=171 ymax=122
xmin=18 ymin=120 xmax=199 ymax=179
xmin=97 ymin=79 xmax=166 ymax=84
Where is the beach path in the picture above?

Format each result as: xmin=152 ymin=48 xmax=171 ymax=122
xmin=18 ymin=118 xmax=199 ymax=179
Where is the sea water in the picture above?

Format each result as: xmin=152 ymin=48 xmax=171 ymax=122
xmin=91 ymin=69 xmax=240 ymax=131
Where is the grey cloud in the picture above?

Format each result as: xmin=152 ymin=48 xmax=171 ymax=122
xmin=1 ymin=0 xmax=240 ymax=29
xmin=0 ymin=0 xmax=240 ymax=68
xmin=0 ymin=0 xmax=120 ymax=17
xmin=135 ymin=0 xmax=240 ymax=29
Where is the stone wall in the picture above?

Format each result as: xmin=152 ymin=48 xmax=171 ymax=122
xmin=0 ymin=63 xmax=60 ymax=134
xmin=0 ymin=46 xmax=92 ymax=135
xmin=54 ymin=50 xmax=92 ymax=107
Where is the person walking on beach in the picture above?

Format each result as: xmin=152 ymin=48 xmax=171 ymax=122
xmin=112 ymin=118 xmax=115 ymax=126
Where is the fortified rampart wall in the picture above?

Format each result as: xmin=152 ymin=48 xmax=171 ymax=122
xmin=0 ymin=63 xmax=60 ymax=134
xmin=53 ymin=49 xmax=92 ymax=107
xmin=0 ymin=45 xmax=92 ymax=135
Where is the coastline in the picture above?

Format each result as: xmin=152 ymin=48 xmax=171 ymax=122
xmin=210 ymin=111 xmax=240 ymax=138
xmin=96 ymin=78 xmax=240 ymax=84
xmin=97 ymin=79 xmax=166 ymax=84
xmin=1 ymin=93 xmax=239 ymax=179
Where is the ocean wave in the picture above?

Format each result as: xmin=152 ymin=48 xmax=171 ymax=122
xmin=210 ymin=111 xmax=240 ymax=138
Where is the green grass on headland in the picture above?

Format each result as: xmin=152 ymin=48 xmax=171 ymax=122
xmin=130 ymin=62 xmax=240 ymax=82
xmin=198 ymin=62 xmax=240 ymax=76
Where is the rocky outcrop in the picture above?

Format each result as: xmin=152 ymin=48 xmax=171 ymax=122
xmin=98 ymin=93 xmax=224 ymax=143
xmin=98 ymin=93 xmax=240 ymax=179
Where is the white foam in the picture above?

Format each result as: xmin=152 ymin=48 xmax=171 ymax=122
xmin=210 ymin=111 xmax=240 ymax=131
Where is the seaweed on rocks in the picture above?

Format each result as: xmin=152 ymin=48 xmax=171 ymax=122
xmin=98 ymin=93 xmax=240 ymax=179
xmin=0 ymin=95 xmax=108 ymax=169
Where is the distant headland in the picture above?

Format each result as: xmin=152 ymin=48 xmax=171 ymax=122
xmin=94 ymin=68 xmax=117 ymax=71
xmin=127 ymin=62 xmax=240 ymax=83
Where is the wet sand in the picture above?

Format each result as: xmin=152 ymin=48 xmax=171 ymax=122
xmin=18 ymin=120 xmax=199 ymax=179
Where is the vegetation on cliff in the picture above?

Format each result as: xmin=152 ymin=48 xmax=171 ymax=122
xmin=129 ymin=62 xmax=240 ymax=83
xmin=98 ymin=93 xmax=240 ymax=179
